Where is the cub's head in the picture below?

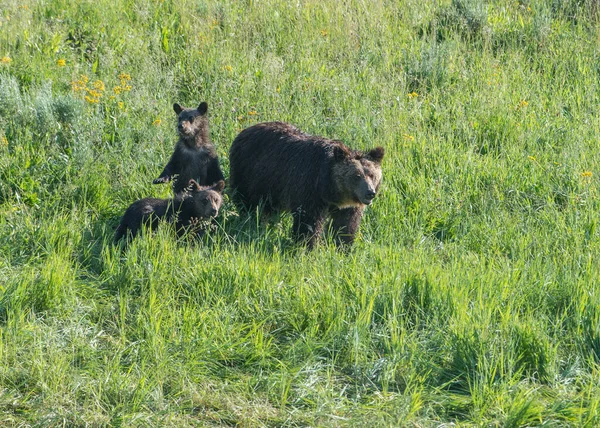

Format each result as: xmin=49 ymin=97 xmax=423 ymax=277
xmin=173 ymin=101 xmax=209 ymax=141
xmin=332 ymin=145 xmax=384 ymax=208
xmin=185 ymin=179 xmax=225 ymax=219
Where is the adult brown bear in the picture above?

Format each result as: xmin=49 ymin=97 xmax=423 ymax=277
xmin=229 ymin=122 xmax=384 ymax=248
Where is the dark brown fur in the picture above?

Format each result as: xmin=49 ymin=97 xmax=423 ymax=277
xmin=153 ymin=102 xmax=224 ymax=194
xmin=115 ymin=180 xmax=225 ymax=243
xmin=229 ymin=122 xmax=384 ymax=248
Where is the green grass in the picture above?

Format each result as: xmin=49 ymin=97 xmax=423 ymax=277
xmin=1 ymin=0 xmax=600 ymax=425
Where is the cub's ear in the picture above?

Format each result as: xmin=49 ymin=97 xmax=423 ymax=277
xmin=211 ymin=180 xmax=226 ymax=193
xmin=173 ymin=103 xmax=183 ymax=115
xmin=366 ymin=147 xmax=384 ymax=163
xmin=187 ymin=179 xmax=201 ymax=192
xmin=197 ymin=102 xmax=208 ymax=115
xmin=333 ymin=144 xmax=350 ymax=162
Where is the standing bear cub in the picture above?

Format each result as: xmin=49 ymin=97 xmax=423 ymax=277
xmin=229 ymin=122 xmax=384 ymax=248
xmin=115 ymin=179 xmax=225 ymax=243
xmin=153 ymin=101 xmax=224 ymax=194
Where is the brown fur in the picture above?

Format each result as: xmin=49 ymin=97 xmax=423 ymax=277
xmin=153 ymin=102 xmax=224 ymax=194
xmin=115 ymin=180 xmax=225 ymax=243
xmin=229 ymin=122 xmax=384 ymax=248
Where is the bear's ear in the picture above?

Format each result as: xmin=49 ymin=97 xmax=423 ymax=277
xmin=187 ymin=179 xmax=201 ymax=192
xmin=366 ymin=147 xmax=384 ymax=164
xmin=197 ymin=102 xmax=208 ymax=115
xmin=211 ymin=180 xmax=225 ymax=193
xmin=333 ymin=144 xmax=350 ymax=162
xmin=173 ymin=103 xmax=183 ymax=115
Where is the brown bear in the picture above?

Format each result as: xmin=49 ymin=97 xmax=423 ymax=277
xmin=153 ymin=101 xmax=224 ymax=194
xmin=114 ymin=179 xmax=225 ymax=243
xmin=229 ymin=122 xmax=384 ymax=248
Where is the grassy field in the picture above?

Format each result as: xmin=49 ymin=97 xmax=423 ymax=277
xmin=1 ymin=0 xmax=600 ymax=425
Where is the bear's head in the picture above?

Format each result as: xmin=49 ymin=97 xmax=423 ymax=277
xmin=184 ymin=179 xmax=225 ymax=218
xmin=173 ymin=101 xmax=209 ymax=143
xmin=332 ymin=145 xmax=384 ymax=208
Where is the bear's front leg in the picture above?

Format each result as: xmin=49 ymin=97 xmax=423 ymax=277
xmin=329 ymin=206 xmax=365 ymax=248
xmin=292 ymin=207 xmax=325 ymax=249
xmin=153 ymin=154 xmax=179 ymax=184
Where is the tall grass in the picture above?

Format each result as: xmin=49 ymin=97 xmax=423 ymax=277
xmin=1 ymin=0 xmax=599 ymax=425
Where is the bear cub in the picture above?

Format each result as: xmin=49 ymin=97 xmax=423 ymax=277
xmin=229 ymin=122 xmax=384 ymax=249
xmin=115 ymin=179 xmax=225 ymax=243
xmin=153 ymin=101 xmax=224 ymax=194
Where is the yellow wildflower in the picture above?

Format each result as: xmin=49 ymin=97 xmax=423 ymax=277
xmin=93 ymin=80 xmax=105 ymax=92
xmin=517 ymin=99 xmax=529 ymax=109
xmin=224 ymin=65 xmax=233 ymax=72
xmin=407 ymin=92 xmax=418 ymax=99
xmin=152 ymin=118 xmax=161 ymax=126
xmin=118 ymin=102 xmax=124 ymax=110
xmin=403 ymin=134 xmax=415 ymax=141
xmin=248 ymin=110 xmax=258 ymax=116
xmin=320 ymin=29 xmax=328 ymax=37
xmin=276 ymin=86 xmax=281 ymax=93
xmin=582 ymin=171 xmax=593 ymax=178
xmin=57 ymin=59 xmax=66 ymax=67
xmin=85 ymin=95 xmax=99 ymax=104
xmin=528 ymin=156 xmax=536 ymax=161
xmin=118 ymin=73 xmax=131 ymax=81
xmin=1 ymin=56 xmax=11 ymax=64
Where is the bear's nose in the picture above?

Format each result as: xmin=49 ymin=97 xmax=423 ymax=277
xmin=210 ymin=208 xmax=217 ymax=216
xmin=366 ymin=190 xmax=376 ymax=200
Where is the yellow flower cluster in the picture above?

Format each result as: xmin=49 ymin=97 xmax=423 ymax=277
xmin=581 ymin=171 xmax=593 ymax=178
xmin=407 ymin=92 xmax=418 ymax=99
xmin=71 ymin=74 xmax=89 ymax=92
xmin=113 ymin=73 xmax=132 ymax=95
xmin=1 ymin=56 xmax=11 ymax=64
xmin=71 ymin=75 xmax=105 ymax=104
xmin=517 ymin=99 xmax=529 ymax=109
xmin=403 ymin=134 xmax=415 ymax=141
xmin=72 ymin=73 xmax=132 ymax=107
xmin=224 ymin=65 xmax=233 ymax=72
xmin=152 ymin=118 xmax=161 ymax=126
xmin=57 ymin=59 xmax=66 ymax=67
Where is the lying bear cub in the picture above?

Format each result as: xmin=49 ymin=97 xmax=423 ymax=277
xmin=115 ymin=179 xmax=225 ymax=243
xmin=229 ymin=122 xmax=384 ymax=249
